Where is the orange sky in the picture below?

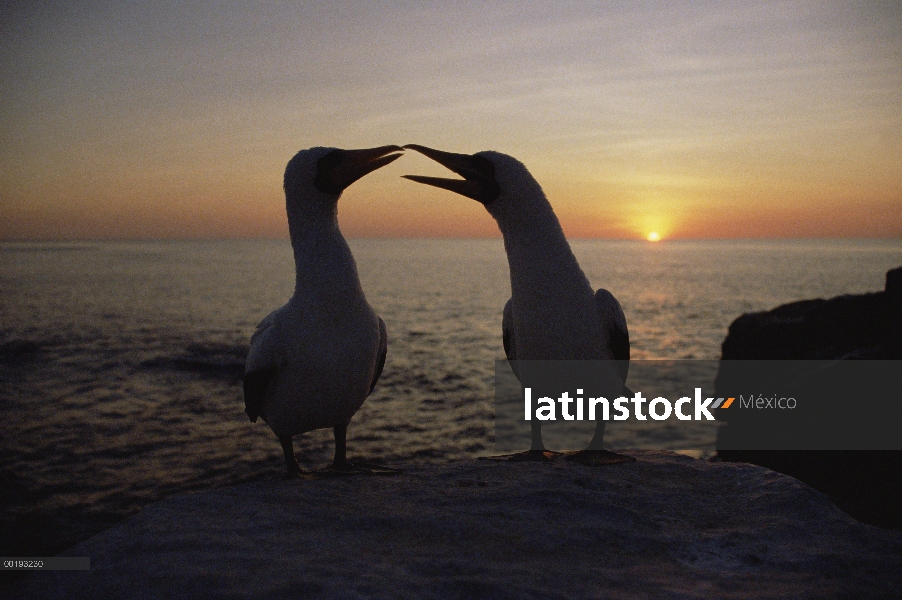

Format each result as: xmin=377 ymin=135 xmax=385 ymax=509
xmin=2 ymin=2 xmax=901 ymax=241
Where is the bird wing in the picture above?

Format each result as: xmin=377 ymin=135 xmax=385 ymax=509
xmin=502 ymin=297 xmax=527 ymax=383
xmin=368 ymin=317 xmax=388 ymax=395
xmin=595 ymin=288 xmax=630 ymax=390
xmin=243 ymin=308 xmax=284 ymax=423
xmin=502 ymin=298 xmax=515 ymax=360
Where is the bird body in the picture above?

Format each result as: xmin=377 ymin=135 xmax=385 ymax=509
xmin=245 ymin=253 xmax=383 ymax=437
xmin=403 ymin=145 xmax=632 ymax=464
xmin=244 ymin=146 xmax=398 ymax=475
xmin=482 ymin=151 xmax=609 ymax=362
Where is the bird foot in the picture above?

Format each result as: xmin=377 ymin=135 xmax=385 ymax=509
xmin=283 ymin=462 xmax=321 ymax=480
xmin=564 ymin=449 xmax=636 ymax=466
xmin=478 ymin=450 xmax=563 ymax=462
xmin=282 ymin=470 xmax=323 ymax=481
xmin=317 ymin=461 xmax=403 ymax=476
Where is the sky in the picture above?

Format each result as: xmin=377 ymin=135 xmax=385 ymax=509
xmin=1 ymin=0 xmax=901 ymax=240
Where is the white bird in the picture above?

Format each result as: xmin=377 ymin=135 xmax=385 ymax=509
xmin=244 ymin=145 xmax=403 ymax=476
xmin=403 ymin=145 xmax=634 ymax=466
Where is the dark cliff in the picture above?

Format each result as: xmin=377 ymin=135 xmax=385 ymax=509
xmin=716 ymin=266 xmax=902 ymax=529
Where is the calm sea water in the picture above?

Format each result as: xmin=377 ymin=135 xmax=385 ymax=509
xmin=1 ymin=238 xmax=900 ymax=554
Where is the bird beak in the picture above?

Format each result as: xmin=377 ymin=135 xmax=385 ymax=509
xmin=401 ymin=144 xmax=500 ymax=204
xmin=315 ymin=145 xmax=404 ymax=194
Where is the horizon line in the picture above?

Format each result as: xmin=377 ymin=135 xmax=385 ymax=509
xmin=2 ymin=234 xmax=901 ymax=244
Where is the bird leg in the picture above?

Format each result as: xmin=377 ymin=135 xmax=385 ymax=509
xmin=585 ymin=420 xmax=607 ymax=451
xmin=479 ymin=422 xmax=562 ymax=462
xmin=564 ymin=421 xmax=636 ymax=466
xmin=332 ymin=424 xmax=350 ymax=470
xmin=516 ymin=422 xmax=562 ymax=460
xmin=530 ymin=421 xmax=547 ymax=450
xmin=279 ymin=434 xmax=303 ymax=477
xmin=329 ymin=424 xmax=375 ymax=473
xmin=318 ymin=424 xmax=401 ymax=476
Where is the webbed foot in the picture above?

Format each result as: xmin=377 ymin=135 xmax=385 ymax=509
xmin=564 ymin=449 xmax=636 ymax=466
xmin=283 ymin=460 xmax=321 ymax=480
xmin=478 ymin=450 xmax=563 ymax=462
xmin=318 ymin=461 xmax=403 ymax=476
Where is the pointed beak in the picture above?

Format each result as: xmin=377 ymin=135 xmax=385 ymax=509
xmin=315 ymin=145 xmax=404 ymax=194
xmin=402 ymin=144 xmax=500 ymax=204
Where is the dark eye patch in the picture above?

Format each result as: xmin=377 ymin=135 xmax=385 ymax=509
xmin=314 ymin=150 xmax=345 ymax=194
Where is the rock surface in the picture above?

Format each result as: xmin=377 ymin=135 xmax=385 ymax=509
xmin=12 ymin=452 xmax=902 ymax=599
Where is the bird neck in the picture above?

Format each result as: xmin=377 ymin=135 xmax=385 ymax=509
xmin=288 ymin=212 xmax=365 ymax=301
xmin=493 ymin=194 xmax=591 ymax=293
xmin=493 ymin=191 xmax=605 ymax=360
xmin=286 ymin=194 xmax=337 ymax=242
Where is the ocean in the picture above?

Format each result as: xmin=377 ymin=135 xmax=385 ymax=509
xmin=1 ymin=238 xmax=900 ymax=556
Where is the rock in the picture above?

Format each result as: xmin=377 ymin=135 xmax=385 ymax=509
xmin=886 ymin=266 xmax=902 ymax=302
xmin=716 ymin=266 xmax=902 ymax=529
xmin=719 ymin=286 xmax=901 ymax=361
xmin=10 ymin=453 xmax=902 ymax=598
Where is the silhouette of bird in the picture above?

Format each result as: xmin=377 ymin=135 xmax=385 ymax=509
xmin=244 ymin=145 xmax=403 ymax=476
xmin=403 ymin=145 xmax=633 ymax=465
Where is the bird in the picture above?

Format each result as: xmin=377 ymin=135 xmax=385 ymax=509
xmin=243 ymin=145 xmax=403 ymax=477
xmin=402 ymin=144 xmax=634 ymax=466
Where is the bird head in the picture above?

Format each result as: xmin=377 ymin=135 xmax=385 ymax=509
xmin=400 ymin=144 xmax=500 ymax=205
xmin=284 ymin=145 xmax=404 ymax=202
xmin=283 ymin=145 xmax=403 ymax=240
xmin=401 ymin=145 xmax=554 ymax=224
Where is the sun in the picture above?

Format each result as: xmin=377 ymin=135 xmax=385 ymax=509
xmin=646 ymin=231 xmax=661 ymax=242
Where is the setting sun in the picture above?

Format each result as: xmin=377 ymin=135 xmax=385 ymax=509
xmin=647 ymin=232 xmax=662 ymax=242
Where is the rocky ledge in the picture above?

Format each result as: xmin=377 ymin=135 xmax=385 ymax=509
xmin=11 ymin=452 xmax=902 ymax=599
